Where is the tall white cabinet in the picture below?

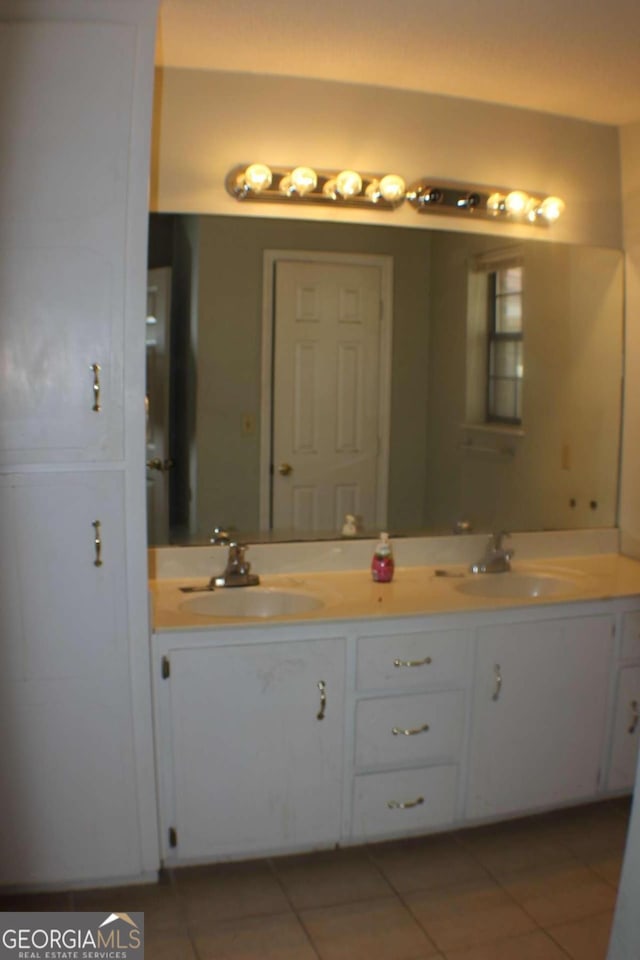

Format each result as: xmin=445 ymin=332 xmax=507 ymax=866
xmin=0 ymin=0 xmax=160 ymax=886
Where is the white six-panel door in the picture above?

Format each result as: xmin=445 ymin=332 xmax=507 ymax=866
xmin=272 ymin=259 xmax=385 ymax=534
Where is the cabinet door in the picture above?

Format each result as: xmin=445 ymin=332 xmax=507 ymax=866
xmin=607 ymin=666 xmax=640 ymax=792
xmin=467 ymin=615 xmax=613 ymax=820
xmin=0 ymin=472 xmax=141 ymax=884
xmin=166 ymin=638 xmax=345 ymax=860
xmin=0 ymin=18 xmax=139 ymax=463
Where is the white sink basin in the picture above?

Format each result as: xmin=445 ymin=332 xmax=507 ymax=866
xmin=181 ymin=587 xmax=324 ymax=619
xmin=455 ymin=571 xmax=581 ymax=600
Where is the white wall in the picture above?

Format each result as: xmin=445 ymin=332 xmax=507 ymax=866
xmin=608 ymin=120 xmax=640 ymax=960
xmin=619 ymin=123 xmax=640 ymax=555
xmin=425 ymin=235 xmax=623 ymax=534
xmin=151 ymin=68 xmax=622 ymax=250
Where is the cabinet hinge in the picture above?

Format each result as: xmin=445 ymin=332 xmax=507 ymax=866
xmin=161 ymin=655 xmax=171 ymax=679
xmin=168 ymin=826 xmax=178 ymax=848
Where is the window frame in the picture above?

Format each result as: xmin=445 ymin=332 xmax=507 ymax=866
xmin=485 ymin=262 xmax=524 ymax=426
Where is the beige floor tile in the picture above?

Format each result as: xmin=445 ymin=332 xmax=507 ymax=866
xmin=193 ymin=912 xmax=317 ymax=960
xmin=143 ymin=933 xmax=198 ymax=960
xmin=541 ymin=803 xmax=630 ymax=860
xmin=300 ymin=896 xmax=440 ymax=960
xmin=444 ymin=929 xmax=569 ymax=960
xmin=73 ymin=881 xmax=185 ymax=936
xmin=500 ymin=861 xmax=617 ymax=926
xmin=174 ymin=860 xmax=292 ymax=929
xmin=546 ymin=909 xmax=615 ymax=960
xmin=0 ymin=891 xmax=74 ymax=911
xmin=270 ymin=847 xmax=393 ymax=910
xmin=368 ymin=833 xmax=491 ymax=894
xmin=456 ymin=823 xmax=577 ymax=880
xmin=587 ymin=852 xmax=624 ymax=887
xmin=404 ymin=877 xmax=536 ymax=953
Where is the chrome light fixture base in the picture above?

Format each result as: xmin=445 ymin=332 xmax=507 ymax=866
xmin=407 ymin=179 xmax=564 ymax=227
xmin=227 ymin=164 xmax=406 ymax=210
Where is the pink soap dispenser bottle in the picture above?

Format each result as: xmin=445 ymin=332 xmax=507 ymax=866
xmin=371 ymin=532 xmax=394 ymax=583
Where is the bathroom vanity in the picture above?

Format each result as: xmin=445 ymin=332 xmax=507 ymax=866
xmin=151 ymin=551 xmax=640 ymax=866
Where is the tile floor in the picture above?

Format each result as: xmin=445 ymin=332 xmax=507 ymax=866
xmin=0 ymin=797 xmax=630 ymax=960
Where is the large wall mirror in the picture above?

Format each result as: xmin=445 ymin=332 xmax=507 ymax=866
xmin=147 ymin=213 xmax=623 ymax=547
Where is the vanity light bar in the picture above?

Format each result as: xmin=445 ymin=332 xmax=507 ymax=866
xmin=226 ymin=165 xmax=565 ymax=225
xmin=226 ymin=164 xmax=407 ymax=210
xmin=407 ymin=180 xmax=565 ymax=226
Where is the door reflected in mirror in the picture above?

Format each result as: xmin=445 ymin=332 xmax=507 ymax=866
xmin=147 ymin=214 xmax=623 ymax=547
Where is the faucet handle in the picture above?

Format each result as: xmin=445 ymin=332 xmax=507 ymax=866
xmin=210 ymin=527 xmax=231 ymax=545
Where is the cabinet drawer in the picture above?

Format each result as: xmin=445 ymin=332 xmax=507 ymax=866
xmin=356 ymin=629 xmax=470 ymax=691
xmin=355 ymin=692 xmax=465 ymax=769
xmin=352 ymin=765 xmax=458 ymax=839
xmin=621 ymin=611 xmax=640 ymax=661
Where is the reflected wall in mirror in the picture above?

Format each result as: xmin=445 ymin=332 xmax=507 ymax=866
xmin=147 ymin=214 xmax=623 ymax=546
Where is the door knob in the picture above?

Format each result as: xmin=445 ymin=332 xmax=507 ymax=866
xmin=146 ymin=458 xmax=175 ymax=472
xmin=278 ymin=462 xmax=293 ymax=476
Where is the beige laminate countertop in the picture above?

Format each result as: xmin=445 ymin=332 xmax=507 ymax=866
xmin=151 ymin=553 xmax=640 ymax=632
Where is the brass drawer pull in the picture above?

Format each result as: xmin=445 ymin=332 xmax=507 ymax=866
xmin=393 ymin=656 xmax=432 ymax=668
xmin=90 ymin=363 xmax=101 ymax=412
xmin=92 ymin=520 xmax=103 ymax=567
xmin=629 ymin=700 xmax=639 ymax=734
xmin=316 ymin=680 xmax=326 ymax=720
xmin=387 ymin=796 xmax=425 ymax=810
xmin=492 ymin=663 xmax=502 ymax=701
xmin=392 ymin=723 xmax=430 ymax=736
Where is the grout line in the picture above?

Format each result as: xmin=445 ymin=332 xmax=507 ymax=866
xmin=543 ymin=907 xmax=617 ymax=960
xmin=265 ymin=858 xmax=322 ymax=960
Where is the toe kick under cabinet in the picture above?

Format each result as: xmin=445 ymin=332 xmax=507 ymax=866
xmin=152 ymin=597 xmax=640 ymax=865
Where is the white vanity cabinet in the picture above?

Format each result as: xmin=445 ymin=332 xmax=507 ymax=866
xmin=351 ymin=626 xmax=472 ymax=840
xmin=607 ymin=610 xmax=640 ymax=791
xmin=0 ymin=10 xmax=142 ymax=464
xmin=0 ymin=0 xmax=160 ymax=887
xmin=0 ymin=472 xmax=142 ymax=884
xmin=466 ymin=613 xmax=614 ymax=820
xmin=152 ymin=595 xmax=638 ymax=866
xmin=157 ymin=634 xmax=346 ymax=862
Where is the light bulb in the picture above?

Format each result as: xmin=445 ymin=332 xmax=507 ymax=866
xmin=322 ymin=178 xmax=338 ymax=199
xmin=365 ymin=180 xmax=382 ymax=202
xmin=487 ymin=192 xmax=504 ymax=213
xmin=279 ymin=174 xmax=294 ymax=196
xmin=336 ymin=169 xmax=362 ymax=198
xmin=525 ymin=197 xmax=541 ymax=222
xmin=290 ymin=166 xmax=317 ymax=196
xmin=539 ymin=196 xmax=565 ymax=222
xmin=244 ymin=163 xmax=272 ymax=193
xmin=505 ymin=190 xmax=529 ymax=215
xmin=379 ymin=174 xmax=406 ymax=203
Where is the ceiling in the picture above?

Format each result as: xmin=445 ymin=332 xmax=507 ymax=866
xmin=156 ymin=0 xmax=640 ymax=127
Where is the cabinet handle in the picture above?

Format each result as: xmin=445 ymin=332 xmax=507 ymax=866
xmin=387 ymin=796 xmax=424 ymax=810
xmin=492 ymin=663 xmax=502 ymax=701
xmin=392 ymin=723 xmax=430 ymax=736
xmin=629 ymin=700 xmax=639 ymax=735
xmin=92 ymin=520 xmax=103 ymax=567
xmin=316 ymin=680 xmax=326 ymax=720
xmin=393 ymin=656 xmax=432 ymax=668
xmin=90 ymin=363 xmax=101 ymax=412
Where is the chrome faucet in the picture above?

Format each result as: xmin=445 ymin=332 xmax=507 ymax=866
xmin=210 ymin=542 xmax=260 ymax=588
xmin=470 ymin=531 xmax=514 ymax=574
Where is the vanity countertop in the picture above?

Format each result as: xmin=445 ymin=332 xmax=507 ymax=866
xmin=151 ymin=552 xmax=640 ymax=631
